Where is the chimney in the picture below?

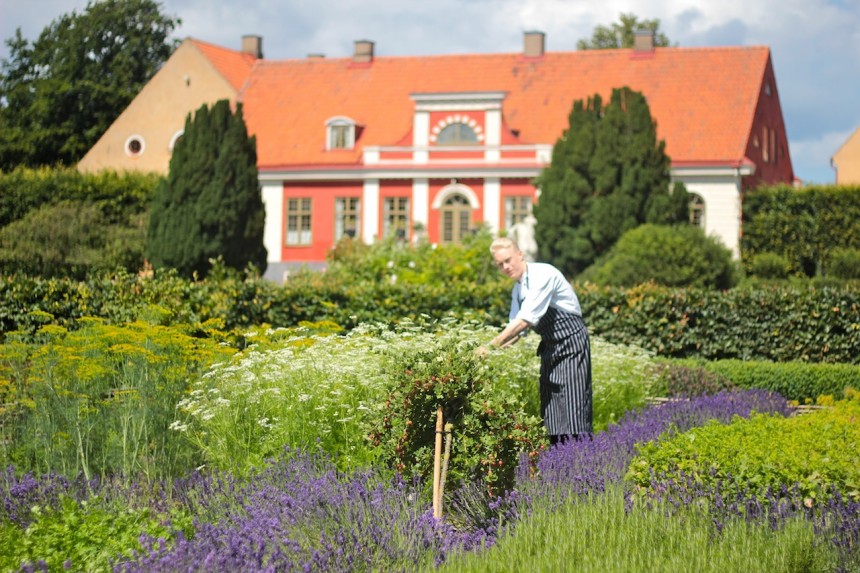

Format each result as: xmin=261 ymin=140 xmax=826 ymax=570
xmin=353 ymin=40 xmax=375 ymax=63
xmin=242 ymin=34 xmax=263 ymax=59
xmin=633 ymin=28 xmax=654 ymax=52
xmin=523 ymin=30 xmax=545 ymax=58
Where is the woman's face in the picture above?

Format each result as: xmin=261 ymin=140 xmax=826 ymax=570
xmin=492 ymin=246 xmax=526 ymax=282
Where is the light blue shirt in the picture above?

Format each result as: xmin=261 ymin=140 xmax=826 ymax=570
xmin=510 ymin=262 xmax=581 ymax=326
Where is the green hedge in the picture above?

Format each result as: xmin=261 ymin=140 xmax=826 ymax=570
xmin=0 ymin=166 xmax=159 ymax=227
xmin=580 ymin=283 xmax=860 ymax=364
xmin=662 ymin=358 xmax=860 ymax=402
xmin=742 ymin=184 xmax=860 ymax=277
xmin=1 ymin=271 xmax=858 ymax=364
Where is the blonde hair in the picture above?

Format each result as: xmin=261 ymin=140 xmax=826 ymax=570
xmin=490 ymin=236 xmax=521 ymax=254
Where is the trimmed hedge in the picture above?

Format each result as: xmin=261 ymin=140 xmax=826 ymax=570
xmin=742 ymin=184 xmax=860 ymax=277
xmin=1 ymin=271 xmax=858 ymax=364
xmin=662 ymin=358 xmax=860 ymax=402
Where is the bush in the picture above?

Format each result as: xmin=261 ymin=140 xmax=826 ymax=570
xmin=652 ymin=362 xmax=736 ymax=398
xmin=748 ymin=252 xmax=791 ymax=279
xmin=583 ymin=224 xmax=738 ymax=289
xmin=627 ymin=390 xmax=860 ymax=503
xmin=693 ymin=359 xmax=860 ymax=402
xmin=0 ymin=200 xmax=147 ymax=279
xmin=827 ymin=247 xmax=860 ymax=280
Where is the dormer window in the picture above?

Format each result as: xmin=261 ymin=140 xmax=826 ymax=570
xmin=326 ymin=116 xmax=357 ymax=150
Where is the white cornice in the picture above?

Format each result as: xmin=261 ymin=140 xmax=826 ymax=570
xmin=410 ymin=91 xmax=507 ymax=111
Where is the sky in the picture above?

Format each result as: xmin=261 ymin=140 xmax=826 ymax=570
xmin=2 ymin=0 xmax=859 ymax=185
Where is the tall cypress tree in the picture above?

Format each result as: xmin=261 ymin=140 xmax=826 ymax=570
xmin=533 ymin=86 xmax=688 ymax=277
xmin=148 ymin=100 xmax=267 ymax=278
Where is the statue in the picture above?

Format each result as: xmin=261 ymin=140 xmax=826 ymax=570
xmin=508 ymin=214 xmax=538 ymax=262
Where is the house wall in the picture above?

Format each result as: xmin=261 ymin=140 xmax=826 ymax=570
xmin=77 ymin=41 xmax=238 ymax=174
xmin=674 ymin=175 xmax=743 ymax=258
xmin=833 ymin=127 xmax=860 ymax=184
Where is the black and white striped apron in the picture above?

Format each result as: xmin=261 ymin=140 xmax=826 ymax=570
xmin=532 ymin=307 xmax=592 ymax=436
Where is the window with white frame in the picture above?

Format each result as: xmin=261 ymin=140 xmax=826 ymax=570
xmin=383 ymin=197 xmax=410 ymax=240
xmin=335 ymin=197 xmax=360 ymax=240
xmin=440 ymin=193 xmax=472 ymax=244
xmin=286 ymin=198 xmax=312 ymax=245
xmin=504 ymin=196 xmax=532 ymax=229
xmin=326 ymin=117 xmax=356 ymax=150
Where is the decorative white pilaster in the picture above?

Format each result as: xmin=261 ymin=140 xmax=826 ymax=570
xmin=483 ymin=178 xmax=501 ymax=234
xmin=485 ymin=109 xmax=501 ymax=162
xmin=362 ymin=179 xmax=380 ymax=243
xmin=261 ymin=181 xmax=283 ymax=262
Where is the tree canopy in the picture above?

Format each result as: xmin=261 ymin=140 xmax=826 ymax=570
xmin=147 ymin=100 xmax=267 ymax=278
xmin=577 ymin=12 xmax=672 ymax=50
xmin=532 ymin=87 xmax=689 ymax=278
xmin=0 ymin=0 xmax=180 ymax=170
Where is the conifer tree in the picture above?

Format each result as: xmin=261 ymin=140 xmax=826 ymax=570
xmin=533 ymin=87 xmax=688 ymax=277
xmin=147 ymin=100 xmax=267 ymax=278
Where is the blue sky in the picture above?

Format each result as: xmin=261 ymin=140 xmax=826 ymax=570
xmin=2 ymin=0 xmax=859 ymax=185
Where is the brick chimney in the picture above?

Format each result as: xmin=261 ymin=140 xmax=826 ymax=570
xmin=242 ymin=35 xmax=263 ymax=59
xmin=353 ymin=40 xmax=375 ymax=63
xmin=523 ymin=30 xmax=545 ymax=58
xmin=633 ymin=29 xmax=654 ymax=52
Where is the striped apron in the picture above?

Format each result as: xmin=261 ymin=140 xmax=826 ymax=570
xmin=532 ymin=307 xmax=593 ymax=436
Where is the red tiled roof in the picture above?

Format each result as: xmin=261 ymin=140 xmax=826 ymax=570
xmin=190 ymin=38 xmax=258 ymax=91
xmin=203 ymin=44 xmax=771 ymax=169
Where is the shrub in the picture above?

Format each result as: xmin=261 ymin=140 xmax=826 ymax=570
xmin=748 ymin=251 xmax=791 ymax=279
xmin=626 ymin=390 xmax=860 ymax=503
xmin=827 ymin=247 xmax=860 ymax=280
xmin=653 ymin=362 xmax=736 ymax=398
xmin=696 ymin=359 xmax=860 ymax=402
xmin=583 ymin=224 xmax=738 ymax=289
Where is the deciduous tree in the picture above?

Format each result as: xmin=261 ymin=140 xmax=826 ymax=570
xmin=577 ymin=12 xmax=672 ymax=50
xmin=0 ymin=0 xmax=180 ymax=169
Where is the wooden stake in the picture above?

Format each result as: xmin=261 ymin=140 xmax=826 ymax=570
xmin=432 ymin=405 xmax=443 ymax=518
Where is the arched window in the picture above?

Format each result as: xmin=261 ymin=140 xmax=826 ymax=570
xmin=689 ymin=193 xmax=705 ymax=228
xmin=436 ymin=122 xmax=478 ymax=145
xmin=440 ymin=193 xmax=472 ymax=243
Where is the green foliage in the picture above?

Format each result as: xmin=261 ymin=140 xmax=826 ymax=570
xmin=749 ymin=251 xmax=792 ymax=279
xmin=828 ymin=247 xmax=860 ymax=279
xmin=678 ymin=358 xmax=860 ymax=403
xmin=579 ymin=282 xmax=860 ymax=364
xmin=369 ymin=322 xmax=545 ymax=496
xmin=0 ymin=0 xmax=180 ymax=169
xmin=0 ymin=318 xmax=235 ymax=479
xmin=533 ymin=87 xmax=688 ymax=277
xmin=577 ymin=13 xmax=673 ymax=50
xmin=325 ymin=228 xmax=501 ymax=285
xmin=0 ymin=200 xmax=146 ymax=279
xmin=147 ymin=100 xmax=267 ymax=278
xmin=0 ymin=166 xmax=159 ymax=228
xmin=627 ymin=391 xmax=860 ymax=503
xmin=583 ymin=224 xmax=737 ymax=289
xmin=0 ymin=495 xmax=189 ymax=573
xmin=741 ymin=185 xmax=860 ymax=277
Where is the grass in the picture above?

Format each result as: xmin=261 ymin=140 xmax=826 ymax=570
xmin=434 ymin=486 xmax=830 ymax=573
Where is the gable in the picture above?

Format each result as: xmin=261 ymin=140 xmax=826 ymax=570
xmin=78 ymin=39 xmax=247 ymax=174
